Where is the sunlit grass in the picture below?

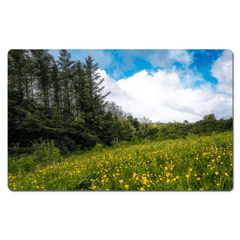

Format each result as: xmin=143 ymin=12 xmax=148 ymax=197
xmin=8 ymin=131 xmax=233 ymax=191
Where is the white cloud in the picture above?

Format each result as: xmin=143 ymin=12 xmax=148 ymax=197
xmin=147 ymin=50 xmax=193 ymax=68
xmin=99 ymin=68 xmax=232 ymax=123
xmin=211 ymin=50 xmax=233 ymax=94
xmin=169 ymin=50 xmax=193 ymax=66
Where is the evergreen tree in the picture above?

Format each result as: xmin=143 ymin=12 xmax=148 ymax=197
xmin=58 ymin=49 xmax=75 ymax=120
xmin=8 ymin=50 xmax=30 ymax=102
xmin=72 ymin=60 xmax=87 ymax=119
xmin=31 ymin=50 xmax=53 ymax=107
xmin=83 ymin=56 xmax=110 ymax=135
xmin=51 ymin=61 xmax=61 ymax=109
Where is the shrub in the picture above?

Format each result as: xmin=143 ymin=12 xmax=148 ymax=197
xmin=165 ymin=133 xmax=180 ymax=140
xmin=32 ymin=140 xmax=61 ymax=165
xmin=91 ymin=143 xmax=106 ymax=153
xmin=8 ymin=155 xmax=35 ymax=174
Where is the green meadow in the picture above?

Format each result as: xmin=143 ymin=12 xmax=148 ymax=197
xmin=8 ymin=131 xmax=233 ymax=191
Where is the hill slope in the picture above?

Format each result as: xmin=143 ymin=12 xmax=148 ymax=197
xmin=8 ymin=131 xmax=233 ymax=191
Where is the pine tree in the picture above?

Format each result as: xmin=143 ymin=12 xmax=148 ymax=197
xmin=8 ymin=49 xmax=30 ymax=102
xmin=83 ymin=56 xmax=111 ymax=136
xmin=58 ymin=50 xmax=75 ymax=119
xmin=72 ymin=60 xmax=87 ymax=119
xmin=31 ymin=50 xmax=53 ymax=107
xmin=51 ymin=61 xmax=61 ymax=109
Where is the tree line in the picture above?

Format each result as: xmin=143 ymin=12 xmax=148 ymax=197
xmin=8 ymin=49 xmax=139 ymax=154
xmin=8 ymin=49 xmax=233 ymax=156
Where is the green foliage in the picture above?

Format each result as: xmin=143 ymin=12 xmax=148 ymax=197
xmin=165 ymin=133 xmax=180 ymax=140
xmin=91 ymin=143 xmax=106 ymax=153
xmin=31 ymin=140 xmax=61 ymax=165
xmin=8 ymin=131 xmax=233 ymax=191
xmin=203 ymin=113 xmax=217 ymax=121
xmin=8 ymin=155 xmax=35 ymax=174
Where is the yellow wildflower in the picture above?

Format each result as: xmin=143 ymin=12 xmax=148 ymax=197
xmin=140 ymin=187 xmax=145 ymax=191
xmin=125 ymin=185 xmax=129 ymax=189
xmin=166 ymin=179 xmax=170 ymax=183
xmin=119 ymin=180 xmax=124 ymax=183
xmin=166 ymin=173 xmax=170 ymax=177
xmin=186 ymin=174 xmax=190 ymax=179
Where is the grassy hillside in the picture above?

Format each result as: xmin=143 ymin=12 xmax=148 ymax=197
xmin=8 ymin=131 xmax=233 ymax=191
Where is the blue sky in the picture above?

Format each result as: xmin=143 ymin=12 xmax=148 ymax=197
xmin=49 ymin=49 xmax=233 ymax=122
xmin=50 ymin=49 xmax=224 ymax=82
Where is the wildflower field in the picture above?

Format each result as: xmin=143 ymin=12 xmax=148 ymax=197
xmin=8 ymin=131 xmax=233 ymax=191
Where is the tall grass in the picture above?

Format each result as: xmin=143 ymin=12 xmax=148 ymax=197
xmin=8 ymin=131 xmax=233 ymax=191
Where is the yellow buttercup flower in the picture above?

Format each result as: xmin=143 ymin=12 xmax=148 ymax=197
xmin=215 ymin=172 xmax=218 ymax=175
xmin=125 ymin=185 xmax=129 ymax=189
xmin=119 ymin=180 xmax=124 ymax=183
xmin=133 ymin=173 xmax=137 ymax=178
xmin=186 ymin=174 xmax=190 ymax=179
xmin=189 ymin=168 xmax=192 ymax=172
xmin=166 ymin=173 xmax=170 ymax=177
xmin=140 ymin=187 xmax=145 ymax=191
xmin=166 ymin=179 xmax=170 ymax=183
xmin=225 ymin=173 xmax=228 ymax=176
xmin=165 ymin=167 xmax=168 ymax=170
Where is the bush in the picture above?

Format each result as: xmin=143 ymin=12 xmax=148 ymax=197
xmin=32 ymin=140 xmax=61 ymax=165
xmin=8 ymin=143 xmax=32 ymax=156
xmin=8 ymin=155 xmax=36 ymax=174
xmin=165 ymin=133 xmax=180 ymax=140
xmin=91 ymin=143 xmax=106 ymax=153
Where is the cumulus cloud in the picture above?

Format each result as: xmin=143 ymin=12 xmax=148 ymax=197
xmin=211 ymin=50 xmax=233 ymax=94
xmin=99 ymin=68 xmax=232 ymax=123
xmin=169 ymin=50 xmax=194 ymax=66
xmin=147 ymin=50 xmax=193 ymax=68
